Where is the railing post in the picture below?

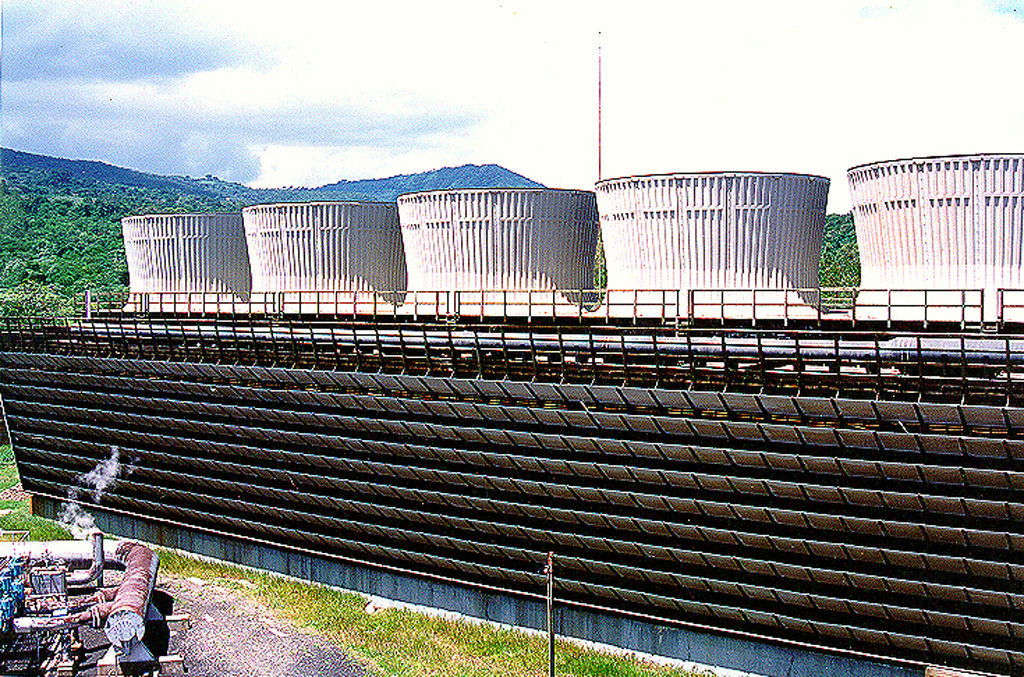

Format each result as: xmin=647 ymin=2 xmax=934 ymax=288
xmin=545 ymin=552 xmax=555 ymax=677
xmin=998 ymin=288 xmax=1004 ymax=333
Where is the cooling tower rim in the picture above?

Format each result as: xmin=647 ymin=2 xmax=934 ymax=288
xmin=121 ymin=212 xmax=242 ymax=223
xmin=595 ymin=171 xmax=829 ymax=189
xmin=397 ymin=187 xmax=594 ymax=202
xmin=242 ymin=200 xmax=395 ymax=213
xmin=848 ymin=152 xmax=1024 ymax=174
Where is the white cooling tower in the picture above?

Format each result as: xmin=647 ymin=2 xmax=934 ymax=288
xmin=121 ymin=213 xmax=251 ymax=294
xmin=242 ymin=202 xmax=407 ymax=293
xmin=595 ymin=172 xmax=830 ymax=293
xmin=848 ymin=154 xmax=1024 ymax=293
xmin=397 ymin=189 xmax=599 ymax=292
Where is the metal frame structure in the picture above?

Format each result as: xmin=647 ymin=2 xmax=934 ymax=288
xmin=0 ymin=310 xmax=1022 ymax=675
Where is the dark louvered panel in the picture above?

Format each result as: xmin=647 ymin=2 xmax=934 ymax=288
xmin=2 ymin=319 xmax=1023 ymax=675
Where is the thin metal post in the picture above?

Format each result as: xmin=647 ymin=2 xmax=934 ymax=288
xmin=597 ymin=33 xmax=602 ymax=183
xmin=545 ymin=551 xmax=555 ymax=677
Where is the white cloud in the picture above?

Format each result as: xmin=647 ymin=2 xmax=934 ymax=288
xmin=4 ymin=0 xmax=1024 ymax=211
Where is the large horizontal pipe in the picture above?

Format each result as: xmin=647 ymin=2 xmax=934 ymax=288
xmin=103 ymin=541 xmax=159 ymax=652
xmin=7 ymin=539 xmax=159 ymax=643
xmin=69 ymin=322 xmax=1024 ymax=365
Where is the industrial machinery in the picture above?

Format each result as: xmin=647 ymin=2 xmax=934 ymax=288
xmin=0 ymin=532 xmax=175 ymax=676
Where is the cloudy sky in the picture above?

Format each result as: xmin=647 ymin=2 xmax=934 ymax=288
xmin=2 ymin=0 xmax=1023 ymax=211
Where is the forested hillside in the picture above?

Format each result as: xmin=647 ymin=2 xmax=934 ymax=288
xmin=820 ymin=213 xmax=860 ymax=288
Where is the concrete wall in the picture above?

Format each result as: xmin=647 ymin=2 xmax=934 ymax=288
xmin=31 ymin=497 xmax=923 ymax=677
xmin=121 ymin=213 xmax=251 ymax=294
xmin=243 ymin=202 xmax=406 ymax=293
xmin=398 ymin=189 xmax=599 ymax=292
xmin=595 ymin=173 xmax=829 ymax=292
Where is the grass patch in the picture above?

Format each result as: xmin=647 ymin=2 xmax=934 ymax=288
xmin=0 ymin=452 xmax=72 ymax=541
xmin=0 ymin=457 xmax=700 ymax=676
xmin=0 ymin=508 xmax=73 ymax=541
xmin=0 ymin=446 xmax=18 ymax=492
xmin=158 ymin=549 xmax=701 ymax=677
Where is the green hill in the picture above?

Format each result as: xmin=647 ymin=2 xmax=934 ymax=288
xmin=0 ymin=148 xmax=544 ymax=303
xmin=820 ymin=213 xmax=860 ymax=288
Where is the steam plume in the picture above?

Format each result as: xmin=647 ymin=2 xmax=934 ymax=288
xmin=60 ymin=446 xmax=122 ymax=539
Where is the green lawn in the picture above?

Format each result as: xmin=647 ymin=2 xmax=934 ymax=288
xmin=0 ymin=449 xmax=701 ymax=677
xmin=161 ymin=547 xmax=702 ymax=677
xmin=0 ymin=446 xmax=72 ymax=540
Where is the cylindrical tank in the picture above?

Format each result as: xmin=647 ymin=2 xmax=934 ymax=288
xmin=595 ymin=172 xmax=830 ymax=292
xmin=121 ymin=213 xmax=250 ymax=294
xmin=398 ymin=189 xmax=599 ymax=291
xmin=848 ymin=154 xmax=1024 ymax=294
xmin=242 ymin=202 xmax=406 ymax=293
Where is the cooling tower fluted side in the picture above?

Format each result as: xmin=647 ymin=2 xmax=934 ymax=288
xmin=595 ymin=173 xmax=830 ymax=291
xmin=242 ymin=202 xmax=407 ymax=293
xmin=848 ymin=154 xmax=1024 ymax=291
xmin=398 ymin=189 xmax=599 ymax=291
xmin=121 ymin=213 xmax=251 ymax=294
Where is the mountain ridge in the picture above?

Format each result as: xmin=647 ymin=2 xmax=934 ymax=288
xmin=0 ymin=148 xmax=545 ymax=205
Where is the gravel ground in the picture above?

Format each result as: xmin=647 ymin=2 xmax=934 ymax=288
xmin=74 ymin=574 xmax=369 ymax=677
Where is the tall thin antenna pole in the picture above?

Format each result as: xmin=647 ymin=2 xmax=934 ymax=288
xmin=597 ymin=32 xmax=603 ymax=182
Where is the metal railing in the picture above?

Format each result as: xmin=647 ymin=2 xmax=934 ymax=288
xmin=3 ymin=317 xmax=1024 ymax=406
xmin=69 ymin=287 xmax=1024 ymax=329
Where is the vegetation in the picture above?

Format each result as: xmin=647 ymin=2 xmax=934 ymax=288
xmin=0 ymin=282 xmax=75 ymax=317
xmin=0 ymin=446 xmax=73 ymax=540
xmin=819 ymin=213 xmax=860 ymax=288
xmin=0 ymin=157 xmax=235 ymax=301
xmin=594 ymin=234 xmax=607 ymax=289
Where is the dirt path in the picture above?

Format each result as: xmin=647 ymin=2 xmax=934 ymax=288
xmin=75 ymin=574 xmax=369 ymax=677
xmin=161 ymin=575 xmax=369 ymax=677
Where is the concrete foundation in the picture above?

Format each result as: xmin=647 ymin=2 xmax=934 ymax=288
xmin=33 ymin=495 xmax=924 ymax=677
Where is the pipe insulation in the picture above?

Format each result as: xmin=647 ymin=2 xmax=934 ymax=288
xmin=103 ymin=541 xmax=159 ymax=652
